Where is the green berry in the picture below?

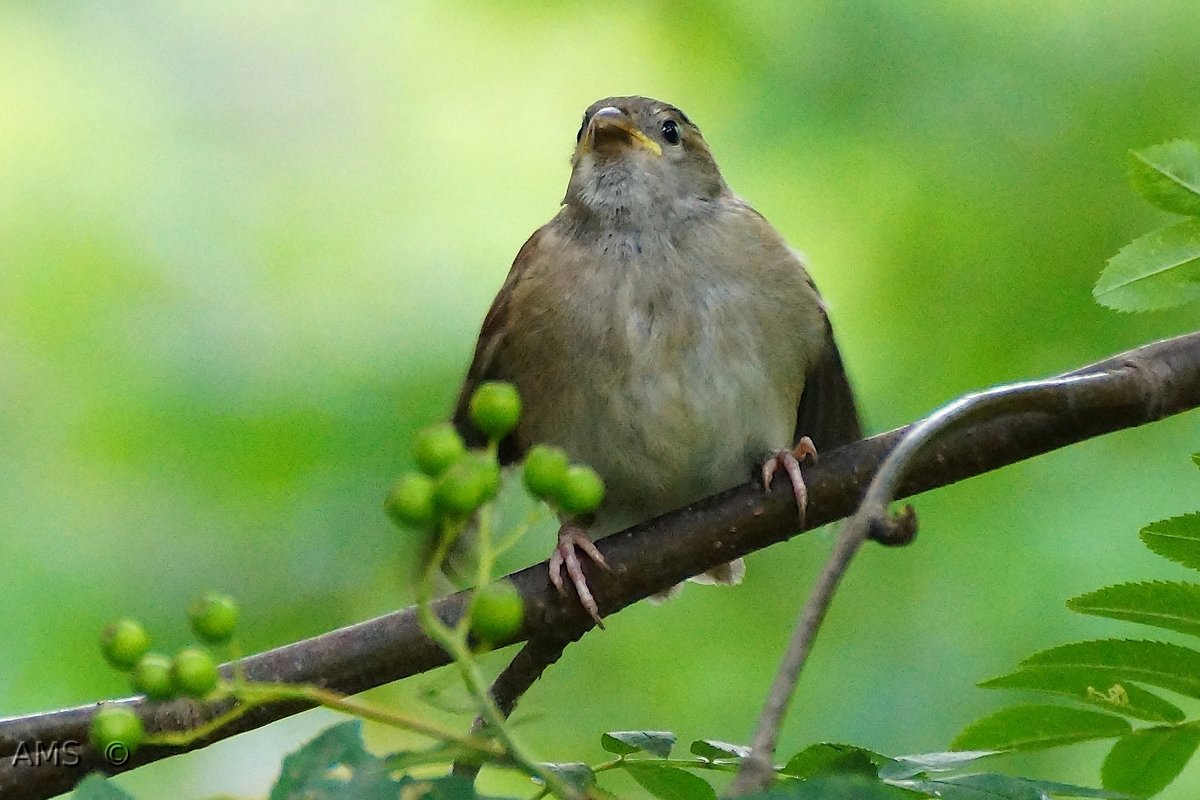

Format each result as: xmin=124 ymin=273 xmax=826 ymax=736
xmin=188 ymin=592 xmax=240 ymax=644
xmin=131 ymin=653 xmax=175 ymax=700
xmin=434 ymin=454 xmax=501 ymax=517
xmin=171 ymin=647 xmax=219 ymax=697
xmin=556 ymin=465 xmax=606 ymax=516
xmin=522 ymin=445 xmax=570 ymax=499
xmin=90 ymin=706 xmax=144 ymax=754
xmin=413 ymin=423 xmax=467 ymax=477
xmin=386 ymin=472 xmax=438 ymax=528
xmin=434 ymin=462 xmax=486 ymax=517
xmin=469 ymin=381 xmax=522 ymax=440
xmin=100 ymin=619 xmax=150 ymax=671
xmin=469 ymin=580 xmax=524 ymax=643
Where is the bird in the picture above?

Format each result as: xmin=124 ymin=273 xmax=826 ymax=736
xmin=452 ymin=96 xmax=861 ymax=626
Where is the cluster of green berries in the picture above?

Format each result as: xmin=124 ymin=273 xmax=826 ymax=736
xmin=385 ymin=381 xmax=605 ymax=644
xmin=385 ymin=381 xmax=605 ymax=527
xmin=91 ymin=592 xmax=241 ymax=756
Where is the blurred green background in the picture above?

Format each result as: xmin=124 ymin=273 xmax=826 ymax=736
xmin=2 ymin=2 xmax=1199 ymax=797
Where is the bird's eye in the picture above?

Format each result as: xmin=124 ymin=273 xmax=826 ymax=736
xmin=661 ymin=119 xmax=681 ymax=145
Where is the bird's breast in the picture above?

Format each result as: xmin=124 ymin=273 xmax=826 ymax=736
xmin=512 ymin=250 xmax=807 ymax=532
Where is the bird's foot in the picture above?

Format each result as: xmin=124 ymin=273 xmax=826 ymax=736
xmin=761 ymin=436 xmax=818 ymax=524
xmin=548 ymin=524 xmax=610 ymax=628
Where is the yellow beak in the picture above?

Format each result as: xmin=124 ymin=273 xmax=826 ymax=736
xmin=583 ymin=107 xmax=663 ymax=157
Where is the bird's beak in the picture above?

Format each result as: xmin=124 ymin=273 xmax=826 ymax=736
xmin=581 ymin=106 xmax=663 ymax=157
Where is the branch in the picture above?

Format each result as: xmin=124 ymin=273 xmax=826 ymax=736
xmin=3 ymin=331 xmax=1198 ymax=800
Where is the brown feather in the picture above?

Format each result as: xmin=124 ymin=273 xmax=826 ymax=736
xmin=451 ymin=229 xmax=544 ymax=465
xmin=794 ymin=315 xmax=863 ymax=453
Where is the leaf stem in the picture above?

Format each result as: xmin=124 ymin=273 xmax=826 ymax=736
xmin=417 ymin=513 xmax=583 ymax=800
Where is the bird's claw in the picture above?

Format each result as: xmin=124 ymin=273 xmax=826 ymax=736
xmin=548 ymin=524 xmax=610 ymax=628
xmin=761 ymin=436 xmax=818 ymax=525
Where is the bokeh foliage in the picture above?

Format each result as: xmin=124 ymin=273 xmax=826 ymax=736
xmin=1 ymin=2 xmax=1198 ymax=797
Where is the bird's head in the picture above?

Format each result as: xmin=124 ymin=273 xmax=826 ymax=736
xmin=563 ymin=96 xmax=728 ymax=226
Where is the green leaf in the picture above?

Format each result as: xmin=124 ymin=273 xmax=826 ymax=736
xmin=1129 ymin=140 xmax=1200 ymax=216
xmin=690 ymin=739 xmax=751 ymax=761
xmin=745 ymin=774 xmax=927 ymax=798
xmin=902 ymin=775 xmax=1129 ymax=799
xmin=903 ymin=774 xmax=1128 ymax=799
xmin=539 ymin=762 xmax=595 ymax=792
xmin=271 ymin=721 xmax=403 ymax=800
xmin=879 ymin=750 xmax=998 ymax=780
xmin=1141 ymin=514 xmax=1200 ymax=571
xmin=624 ymin=763 xmax=717 ymax=800
xmin=1069 ymin=581 xmax=1200 ymax=639
xmin=980 ymin=666 xmax=1185 ymax=723
xmin=1020 ymin=780 xmax=1134 ymax=798
xmin=1022 ymin=639 xmax=1200 ymax=699
xmin=781 ymin=743 xmax=885 ymax=778
xmin=394 ymin=775 xmax=513 ymax=800
xmin=1094 ymin=219 xmax=1200 ymax=312
xmin=952 ymin=705 xmax=1130 ymax=751
xmin=903 ymin=773 xmax=1044 ymax=800
xmin=1101 ymin=724 xmax=1200 ymax=798
xmin=1191 ymin=453 xmax=1200 ymax=469
xmin=71 ymin=774 xmax=138 ymax=800
xmin=601 ymin=730 xmax=676 ymax=758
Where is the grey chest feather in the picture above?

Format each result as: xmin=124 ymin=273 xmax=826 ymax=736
xmin=541 ymin=257 xmax=804 ymax=525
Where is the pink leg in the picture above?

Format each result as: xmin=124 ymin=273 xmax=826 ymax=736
xmin=760 ymin=436 xmax=818 ymax=524
xmin=548 ymin=524 xmax=610 ymax=628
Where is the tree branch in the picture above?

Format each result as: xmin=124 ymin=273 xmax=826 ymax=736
xmin=2 ymin=331 xmax=1198 ymax=800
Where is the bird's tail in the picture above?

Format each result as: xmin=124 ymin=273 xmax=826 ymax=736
xmin=648 ymin=558 xmax=746 ymax=603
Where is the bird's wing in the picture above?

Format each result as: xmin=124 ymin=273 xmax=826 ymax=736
xmin=451 ymin=228 xmax=544 ymax=464
xmin=735 ymin=203 xmax=863 ymax=454
xmin=794 ymin=301 xmax=863 ymax=452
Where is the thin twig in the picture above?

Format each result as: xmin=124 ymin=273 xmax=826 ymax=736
xmin=417 ymin=522 xmax=581 ymax=799
xmin=725 ymin=520 xmax=873 ymax=795
xmin=727 ymin=372 xmax=1112 ymax=795
xmin=452 ymin=635 xmax=575 ymax=780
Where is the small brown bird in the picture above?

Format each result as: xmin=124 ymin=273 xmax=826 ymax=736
xmin=453 ymin=96 xmax=861 ymax=625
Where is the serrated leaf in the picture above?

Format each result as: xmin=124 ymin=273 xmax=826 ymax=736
xmin=394 ymin=775 xmax=513 ymax=800
xmin=781 ymin=743 xmax=885 ymax=779
xmin=904 ymin=773 xmax=1045 ymax=800
xmin=980 ymin=666 xmax=1185 ymax=723
xmin=624 ymin=763 xmax=717 ymax=800
xmin=879 ymin=750 xmax=998 ymax=780
xmin=1101 ymin=724 xmax=1200 ymax=798
xmin=1020 ymin=779 xmax=1134 ymax=798
xmin=601 ymin=730 xmax=675 ymax=758
xmin=900 ymin=775 xmax=1129 ymax=800
xmin=745 ymin=774 xmax=927 ymax=798
xmin=539 ymin=763 xmax=594 ymax=791
xmin=1069 ymin=581 xmax=1200 ymax=639
xmin=1141 ymin=513 xmax=1200 ymax=571
xmin=1129 ymin=140 xmax=1200 ymax=216
xmin=271 ymin=721 xmax=402 ymax=800
xmin=71 ymin=774 xmax=138 ymax=800
xmin=1022 ymin=639 xmax=1200 ymax=699
xmin=1094 ymin=219 xmax=1200 ymax=312
xmin=952 ymin=705 xmax=1130 ymax=752
xmin=690 ymin=739 xmax=751 ymax=761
